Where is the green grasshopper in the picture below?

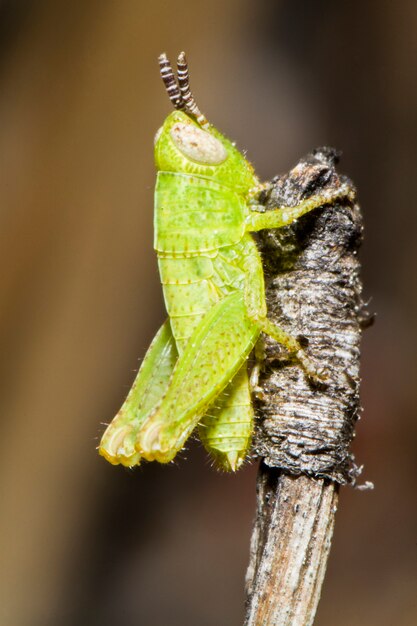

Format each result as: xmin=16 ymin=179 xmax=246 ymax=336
xmin=99 ymin=52 xmax=353 ymax=471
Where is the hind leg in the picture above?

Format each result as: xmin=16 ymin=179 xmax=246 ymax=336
xmin=136 ymin=292 xmax=259 ymax=463
xmin=99 ymin=320 xmax=177 ymax=467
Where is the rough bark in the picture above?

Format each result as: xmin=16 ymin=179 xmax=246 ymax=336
xmin=245 ymin=149 xmax=369 ymax=625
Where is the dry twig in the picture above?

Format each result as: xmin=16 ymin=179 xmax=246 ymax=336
xmin=245 ymin=149 xmax=369 ymax=625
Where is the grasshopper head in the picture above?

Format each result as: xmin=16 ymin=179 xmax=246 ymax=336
xmin=154 ymin=111 xmax=258 ymax=195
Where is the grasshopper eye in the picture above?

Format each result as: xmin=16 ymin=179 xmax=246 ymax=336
xmin=170 ymin=122 xmax=228 ymax=165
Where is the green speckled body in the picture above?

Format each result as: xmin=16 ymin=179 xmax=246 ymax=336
xmin=153 ymin=118 xmax=262 ymax=468
xmin=156 ymin=171 xmax=260 ymax=351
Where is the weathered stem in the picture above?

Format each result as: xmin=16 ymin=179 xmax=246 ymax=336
xmin=245 ymin=149 xmax=368 ymax=625
xmin=245 ymin=468 xmax=338 ymax=626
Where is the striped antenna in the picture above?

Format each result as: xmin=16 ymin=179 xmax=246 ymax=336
xmin=176 ymin=52 xmax=208 ymax=127
xmin=158 ymin=53 xmax=184 ymax=110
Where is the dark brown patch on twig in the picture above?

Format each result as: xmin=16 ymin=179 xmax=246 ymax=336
xmin=253 ymin=147 xmax=367 ymax=485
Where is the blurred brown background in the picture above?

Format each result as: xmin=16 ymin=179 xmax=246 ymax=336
xmin=0 ymin=1 xmax=416 ymax=625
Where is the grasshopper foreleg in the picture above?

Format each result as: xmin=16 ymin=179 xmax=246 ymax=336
xmin=246 ymin=181 xmax=354 ymax=232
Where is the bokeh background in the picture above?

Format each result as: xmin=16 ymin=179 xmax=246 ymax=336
xmin=0 ymin=1 xmax=416 ymax=625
